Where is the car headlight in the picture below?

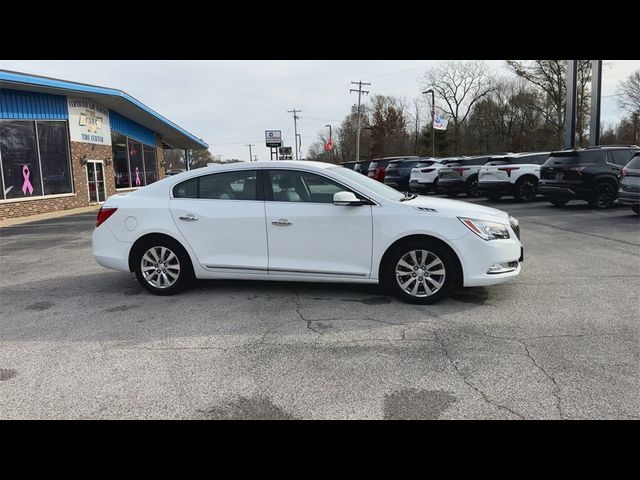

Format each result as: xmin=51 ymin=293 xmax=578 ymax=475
xmin=458 ymin=217 xmax=510 ymax=240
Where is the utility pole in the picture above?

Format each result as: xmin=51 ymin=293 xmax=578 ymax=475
xmin=589 ymin=60 xmax=602 ymax=147
xmin=422 ymin=89 xmax=435 ymax=157
xmin=634 ymin=112 xmax=639 ymax=145
xmin=287 ymin=109 xmax=302 ymax=160
xmin=246 ymin=144 xmax=255 ymax=162
xmin=564 ymin=60 xmax=578 ymax=149
xmin=350 ymin=80 xmax=370 ymax=162
xmin=253 ymin=154 xmax=258 ymax=162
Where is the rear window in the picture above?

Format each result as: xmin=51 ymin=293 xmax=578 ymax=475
xmin=368 ymin=161 xmax=379 ymax=170
xmin=545 ymin=150 xmax=608 ymax=166
xmin=485 ymin=159 xmax=511 ymax=166
xmin=415 ymin=161 xmax=436 ymax=168
xmin=626 ymin=156 xmax=640 ymax=169
xmin=511 ymin=154 xmax=547 ymax=165
xmin=459 ymin=157 xmax=491 ymax=166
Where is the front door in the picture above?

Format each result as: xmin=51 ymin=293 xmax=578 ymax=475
xmin=264 ymin=169 xmax=373 ymax=277
xmin=86 ymin=161 xmax=106 ymax=203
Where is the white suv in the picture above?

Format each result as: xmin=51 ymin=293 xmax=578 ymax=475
xmin=409 ymin=157 xmax=460 ymax=194
xmin=478 ymin=152 xmax=551 ymax=202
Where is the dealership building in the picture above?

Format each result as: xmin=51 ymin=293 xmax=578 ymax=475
xmin=0 ymin=70 xmax=208 ymax=221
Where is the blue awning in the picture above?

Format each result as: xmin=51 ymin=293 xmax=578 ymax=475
xmin=0 ymin=69 xmax=208 ymax=150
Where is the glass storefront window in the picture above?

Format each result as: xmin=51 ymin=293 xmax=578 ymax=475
xmin=128 ymin=139 xmax=144 ymax=187
xmin=143 ymin=145 xmax=157 ymax=185
xmin=37 ymin=121 xmax=72 ymax=195
xmin=112 ymin=132 xmax=130 ymax=189
xmin=0 ymin=121 xmax=43 ymax=199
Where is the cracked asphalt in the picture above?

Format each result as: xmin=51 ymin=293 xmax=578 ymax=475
xmin=0 ymin=197 xmax=638 ymax=419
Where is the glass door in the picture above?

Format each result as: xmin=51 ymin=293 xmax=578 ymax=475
xmin=87 ymin=161 xmax=106 ymax=203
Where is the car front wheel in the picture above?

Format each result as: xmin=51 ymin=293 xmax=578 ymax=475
xmin=383 ymin=241 xmax=457 ymax=304
xmin=134 ymin=238 xmax=193 ymax=295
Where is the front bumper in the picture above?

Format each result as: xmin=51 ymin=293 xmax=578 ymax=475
xmin=451 ymin=230 xmax=523 ymax=287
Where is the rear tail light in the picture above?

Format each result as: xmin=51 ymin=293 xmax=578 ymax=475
xmin=420 ymin=168 xmax=435 ymax=173
xmin=498 ymin=166 xmax=520 ymax=177
xmin=96 ymin=207 xmax=118 ymax=227
xmin=453 ymin=167 xmax=470 ymax=174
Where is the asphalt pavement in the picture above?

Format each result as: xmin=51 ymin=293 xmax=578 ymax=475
xmin=0 ymin=196 xmax=638 ymax=419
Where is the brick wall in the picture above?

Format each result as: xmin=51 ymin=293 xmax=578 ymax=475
xmin=0 ymin=136 xmax=165 ymax=221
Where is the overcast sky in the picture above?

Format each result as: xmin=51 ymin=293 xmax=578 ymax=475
xmin=2 ymin=60 xmax=639 ymax=161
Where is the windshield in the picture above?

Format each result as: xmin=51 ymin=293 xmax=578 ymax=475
xmin=328 ymin=166 xmax=405 ymax=201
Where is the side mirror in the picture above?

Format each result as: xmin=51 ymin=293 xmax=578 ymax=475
xmin=333 ymin=191 xmax=365 ymax=206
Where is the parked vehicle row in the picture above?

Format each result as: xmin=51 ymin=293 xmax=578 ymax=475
xmin=341 ymin=145 xmax=640 ymax=213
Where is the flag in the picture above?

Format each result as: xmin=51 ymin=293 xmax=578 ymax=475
xmin=433 ymin=114 xmax=448 ymax=131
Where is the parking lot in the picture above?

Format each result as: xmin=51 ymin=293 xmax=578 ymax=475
xmin=0 ymin=197 xmax=638 ymax=420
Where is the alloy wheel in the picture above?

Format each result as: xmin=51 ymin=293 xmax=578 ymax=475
xmin=140 ymin=246 xmax=181 ymax=289
xmin=395 ymin=249 xmax=446 ymax=298
xmin=519 ymin=180 xmax=536 ymax=201
xmin=594 ymin=184 xmax=615 ymax=209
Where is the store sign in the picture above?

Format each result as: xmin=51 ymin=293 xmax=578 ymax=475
xmin=265 ymin=130 xmax=282 ymax=148
xmin=67 ymin=97 xmax=112 ymax=146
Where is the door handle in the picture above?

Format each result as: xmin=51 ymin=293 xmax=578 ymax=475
xmin=272 ymin=219 xmax=292 ymax=226
xmin=179 ymin=214 xmax=199 ymax=222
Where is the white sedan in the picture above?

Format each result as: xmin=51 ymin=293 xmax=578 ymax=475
xmin=92 ymin=161 xmax=523 ymax=304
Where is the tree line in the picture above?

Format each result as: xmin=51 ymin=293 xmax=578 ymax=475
xmin=306 ymin=61 xmax=640 ymax=163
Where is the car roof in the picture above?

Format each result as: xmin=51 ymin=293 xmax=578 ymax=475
xmin=389 ymin=156 xmax=420 ymax=163
xmin=551 ymin=145 xmax=640 ymax=154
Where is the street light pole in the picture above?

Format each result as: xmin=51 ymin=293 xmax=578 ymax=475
xmin=422 ymin=89 xmax=435 ymax=158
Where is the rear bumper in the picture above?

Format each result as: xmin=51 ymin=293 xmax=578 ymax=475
xmin=92 ymin=224 xmax=132 ymax=272
xmin=437 ymin=179 xmax=466 ymax=192
xmin=537 ymin=184 xmax=578 ymax=198
xmin=384 ymin=177 xmax=409 ymax=190
xmin=617 ymin=190 xmax=640 ymax=206
xmin=477 ymin=181 xmax=513 ymax=193
xmin=409 ymin=181 xmax=436 ymax=193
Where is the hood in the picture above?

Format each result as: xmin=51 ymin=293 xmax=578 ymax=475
xmin=404 ymin=196 xmax=511 ymax=223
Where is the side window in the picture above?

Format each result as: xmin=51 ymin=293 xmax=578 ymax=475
xmin=611 ymin=150 xmax=634 ymax=166
xmin=173 ymin=177 xmax=198 ymax=198
xmin=173 ymin=170 xmax=258 ymax=200
xmin=537 ymin=154 xmax=550 ymax=165
xmin=199 ymin=170 xmax=257 ymax=200
xmin=580 ymin=151 xmax=607 ymax=165
xmin=268 ymin=170 xmax=348 ymax=203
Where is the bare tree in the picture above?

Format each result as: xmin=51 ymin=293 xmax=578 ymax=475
xmin=617 ymin=70 xmax=640 ymax=115
xmin=420 ymin=61 xmax=496 ymax=154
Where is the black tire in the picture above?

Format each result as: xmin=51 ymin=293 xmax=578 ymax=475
xmin=632 ymin=204 xmax=640 ymax=214
xmin=133 ymin=236 xmax=194 ymax=295
xmin=486 ymin=192 xmax=502 ymax=201
xmin=466 ymin=175 xmax=480 ymax=197
xmin=382 ymin=240 xmax=458 ymax=305
xmin=513 ymin=177 xmax=538 ymax=202
xmin=589 ymin=182 xmax=617 ymax=209
xmin=549 ymin=197 xmax=569 ymax=207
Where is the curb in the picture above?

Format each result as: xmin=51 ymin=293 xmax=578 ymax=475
xmin=0 ymin=205 xmax=101 ymax=228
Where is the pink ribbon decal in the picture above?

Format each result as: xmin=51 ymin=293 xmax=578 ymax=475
xmin=22 ymin=165 xmax=34 ymax=195
xmin=135 ymin=167 xmax=141 ymax=186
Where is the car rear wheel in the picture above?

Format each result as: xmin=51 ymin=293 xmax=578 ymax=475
xmin=466 ymin=176 xmax=480 ymax=197
xmin=514 ymin=177 xmax=538 ymax=202
xmin=134 ymin=237 xmax=193 ymax=295
xmin=589 ymin=182 xmax=616 ymax=209
xmin=549 ymin=197 xmax=569 ymax=207
xmin=383 ymin=241 xmax=457 ymax=304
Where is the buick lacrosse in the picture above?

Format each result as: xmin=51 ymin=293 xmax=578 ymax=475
xmin=92 ymin=161 xmax=523 ymax=304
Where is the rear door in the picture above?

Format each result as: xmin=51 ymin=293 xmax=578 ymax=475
xmin=169 ymin=169 xmax=268 ymax=271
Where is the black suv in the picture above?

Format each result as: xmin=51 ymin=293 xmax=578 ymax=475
xmin=618 ymin=153 xmax=640 ymax=214
xmin=538 ymin=145 xmax=640 ymax=209
xmin=340 ymin=161 xmax=357 ymax=170
xmin=382 ymin=156 xmax=420 ymax=191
